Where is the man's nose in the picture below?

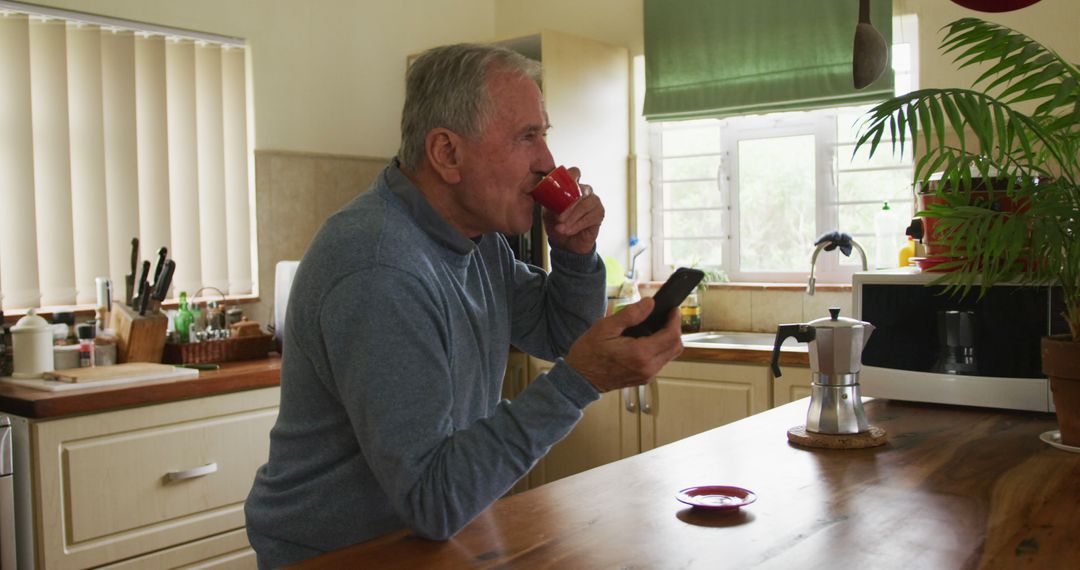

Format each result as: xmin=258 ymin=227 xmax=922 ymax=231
xmin=535 ymin=137 xmax=556 ymax=174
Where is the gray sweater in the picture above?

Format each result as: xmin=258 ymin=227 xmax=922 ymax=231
xmin=244 ymin=161 xmax=605 ymax=568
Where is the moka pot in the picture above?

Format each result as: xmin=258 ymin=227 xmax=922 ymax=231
xmin=771 ymin=308 xmax=875 ymax=435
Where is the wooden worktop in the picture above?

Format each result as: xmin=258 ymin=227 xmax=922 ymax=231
xmin=680 ymin=345 xmax=809 ymax=366
xmin=294 ymin=399 xmax=1076 ymax=569
xmin=0 ymin=357 xmax=281 ymax=418
xmin=0 ymin=342 xmax=798 ymax=420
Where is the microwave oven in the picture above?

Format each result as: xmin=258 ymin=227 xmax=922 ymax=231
xmin=853 ymin=269 xmax=1068 ymax=412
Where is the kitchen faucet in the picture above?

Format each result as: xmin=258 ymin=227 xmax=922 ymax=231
xmin=626 ymin=245 xmax=647 ymax=282
xmin=807 ymin=232 xmax=867 ymax=296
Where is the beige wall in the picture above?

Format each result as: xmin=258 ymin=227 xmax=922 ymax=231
xmin=901 ymin=0 xmax=1079 ymax=89
xmin=494 ymin=0 xmax=643 ymax=54
xmin=34 ymin=0 xmax=496 ymax=157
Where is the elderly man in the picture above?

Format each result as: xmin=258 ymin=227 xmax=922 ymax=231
xmin=245 ymin=42 xmax=684 ymax=568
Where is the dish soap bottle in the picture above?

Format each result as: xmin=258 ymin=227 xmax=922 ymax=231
xmin=898 ymin=237 xmax=917 ymax=268
xmin=874 ymin=201 xmax=898 ymax=269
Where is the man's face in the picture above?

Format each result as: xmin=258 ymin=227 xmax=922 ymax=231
xmin=454 ymin=70 xmax=555 ymax=237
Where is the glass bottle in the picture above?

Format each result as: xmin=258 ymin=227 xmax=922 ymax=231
xmin=680 ymin=291 xmax=702 ymax=333
xmin=77 ymin=323 xmax=95 ymax=368
xmin=175 ymin=291 xmax=195 ymax=343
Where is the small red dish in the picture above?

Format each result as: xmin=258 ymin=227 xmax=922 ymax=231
xmin=676 ymin=486 xmax=757 ymax=510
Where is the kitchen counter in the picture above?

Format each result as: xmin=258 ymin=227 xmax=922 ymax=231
xmin=0 ymin=338 xmax=798 ymax=420
xmin=0 ymin=356 xmax=281 ymax=418
xmin=292 ymin=398 xmax=1077 ymax=569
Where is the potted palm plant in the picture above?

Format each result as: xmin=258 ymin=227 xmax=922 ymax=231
xmin=855 ymin=18 xmax=1079 ymax=442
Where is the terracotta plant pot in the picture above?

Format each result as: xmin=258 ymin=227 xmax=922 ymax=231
xmin=1043 ymin=335 xmax=1080 ymax=446
xmin=917 ymin=176 xmax=1027 ymax=258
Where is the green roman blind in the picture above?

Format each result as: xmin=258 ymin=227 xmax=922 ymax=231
xmin=644 ymin=0 xmax=893 ymax=121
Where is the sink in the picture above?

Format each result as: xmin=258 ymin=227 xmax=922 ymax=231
xmin=681 ymin=331 xmax=808 ymax=352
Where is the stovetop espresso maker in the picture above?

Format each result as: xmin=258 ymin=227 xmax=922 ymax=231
xmin=771 ymin=307 xmax=875 ymax=436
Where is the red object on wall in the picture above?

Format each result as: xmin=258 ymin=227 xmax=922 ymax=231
xmin=949 ymin=0 xmax=1043 ymax=12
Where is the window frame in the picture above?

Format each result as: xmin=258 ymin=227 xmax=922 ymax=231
xmin=646 ymin=14 xmax=919 ymax=284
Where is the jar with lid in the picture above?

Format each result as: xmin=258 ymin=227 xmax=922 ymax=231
xmin=12 ymin=309 xmax=55 ymax=378
xmin=680 ymin=291 xmax=702 ymax=333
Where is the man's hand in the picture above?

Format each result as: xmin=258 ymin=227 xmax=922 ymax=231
xmin=564 ymin=298 xmax=684 ymax=393
xmin=543 ymin=167 xmax=604 ymax=255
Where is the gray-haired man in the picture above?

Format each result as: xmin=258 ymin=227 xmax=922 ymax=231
xmin=244 ymin=43 xmax=683 ymax=568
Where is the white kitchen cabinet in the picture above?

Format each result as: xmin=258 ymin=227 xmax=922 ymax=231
xmin=523 ymin=358 xmax=770 ymax=488
xmin=639 ymin=360 xmax=771 ymax=453
xmin=12 ymin=387 xmax=279 ymax=569
xmin=500 ymin=350 xmax=531 ymax=495
xmin=523 ymin=357 xmax=626 ymax=488
xmin=495 ymin=30 xmax=631 ymax=268
xmin=772 ymin=364 xmax=813 ymax=407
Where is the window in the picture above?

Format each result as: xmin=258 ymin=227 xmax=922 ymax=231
xmin=0 ymin=1 xmax=254 ymax=314
xmin=648 ymin=15 xmax=918 ymax=283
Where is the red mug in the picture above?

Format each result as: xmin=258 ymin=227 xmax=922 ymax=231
xmin=531 ymin=166 xmax=582 ymax=213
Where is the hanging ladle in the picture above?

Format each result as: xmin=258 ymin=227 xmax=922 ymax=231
xmin=852 ymin=0 xmax=888 ymax=89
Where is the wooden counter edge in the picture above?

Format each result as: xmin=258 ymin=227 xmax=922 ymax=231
xmin=678 ymin=346 xmax=809 ymax=366
xmin=0 ymin=356 xmax=282 ymax=419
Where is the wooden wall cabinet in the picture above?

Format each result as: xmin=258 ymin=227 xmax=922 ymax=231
xmin=12 ymin=387 xmax=279 ymax=569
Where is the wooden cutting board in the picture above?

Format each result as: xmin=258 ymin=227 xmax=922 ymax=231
xmin=44 ymin=363 xmax=191 ymax=383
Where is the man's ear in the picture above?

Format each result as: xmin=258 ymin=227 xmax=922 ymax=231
xmin=426 ymin=128 xmax=463 ymax=184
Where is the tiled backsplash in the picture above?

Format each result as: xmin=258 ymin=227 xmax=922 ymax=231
xmin=641 ymin=284 xmax=852 ymax=332
xmin=249 ymin=150 xmax=388 ymax=326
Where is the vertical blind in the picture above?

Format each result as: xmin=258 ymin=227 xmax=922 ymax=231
xmin=644 ymin=0 xmax=894 ymax=121
xmin=0 ymin=3 xmax=253 ymax=312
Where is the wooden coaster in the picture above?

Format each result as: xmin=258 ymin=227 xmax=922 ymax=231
xmin=787 ymin=425 xmax=888 ymax=449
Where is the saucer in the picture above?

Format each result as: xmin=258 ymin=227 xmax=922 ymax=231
xmin=1039 ymin=430 xmax=1080 ymax=453
xmin=676 ymin=486 xmax=757 ymax=511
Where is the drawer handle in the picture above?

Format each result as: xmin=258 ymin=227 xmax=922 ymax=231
xmin=638 ymin=384 xmax=652 ymax=415
xmin=165 ymin=462 xmax=218 ymax=483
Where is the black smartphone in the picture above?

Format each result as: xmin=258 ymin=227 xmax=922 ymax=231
xmin=622 ymin=267 xmax=705 ymax=338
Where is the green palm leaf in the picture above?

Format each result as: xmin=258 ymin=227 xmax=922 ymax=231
xmin=855 ymin=18 xmax=1080 ymax=340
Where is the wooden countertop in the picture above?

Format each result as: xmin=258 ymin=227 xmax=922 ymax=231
xmin=679 ymin=345 xmax=809 ymax=366
xmin=0 ymin=357 xmax=281 ymax=419
xmin=0 ymin=343 xmax=794 ymax=420
xmin=293 ymin=399 xmax=1076 ymax=569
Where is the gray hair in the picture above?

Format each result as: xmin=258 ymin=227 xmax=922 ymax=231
xmin=398 ymin=43 xmax=541 ymax=170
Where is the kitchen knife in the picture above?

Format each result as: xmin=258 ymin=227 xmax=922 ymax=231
xmin=136 ymin=260 xmax=151 ymax=316
xmin=150 ymin=259 xmax=176 ymax=312
xmin=126 ymin=237 xmax=139 ymax=306
xmin=151 ymin=246 xmax=168 ymax=290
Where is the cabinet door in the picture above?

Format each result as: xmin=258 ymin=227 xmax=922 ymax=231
xmin=525 ymin=357 xmax=627 ymax=488
xmin=31 ymin=387 xmax=279 ymax=570
xmin=501 ymin=351 xmax=531 ymax=495
xmin=540 ymin=30 xmax=630 ymax=268
xmin=501 ymin=351 xmax=529 ymax=400
xmin=640 ymin=361 xmax=770 ymax=453
xmin=773 ymin=365 xmax=813 ymax=407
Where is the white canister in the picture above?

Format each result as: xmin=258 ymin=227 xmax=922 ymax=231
xmin=12 ymin=309 xmax=55 ymax=378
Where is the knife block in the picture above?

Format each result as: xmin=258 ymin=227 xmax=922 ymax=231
xmin=111 ymin=302 xmax=168 ymax=363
